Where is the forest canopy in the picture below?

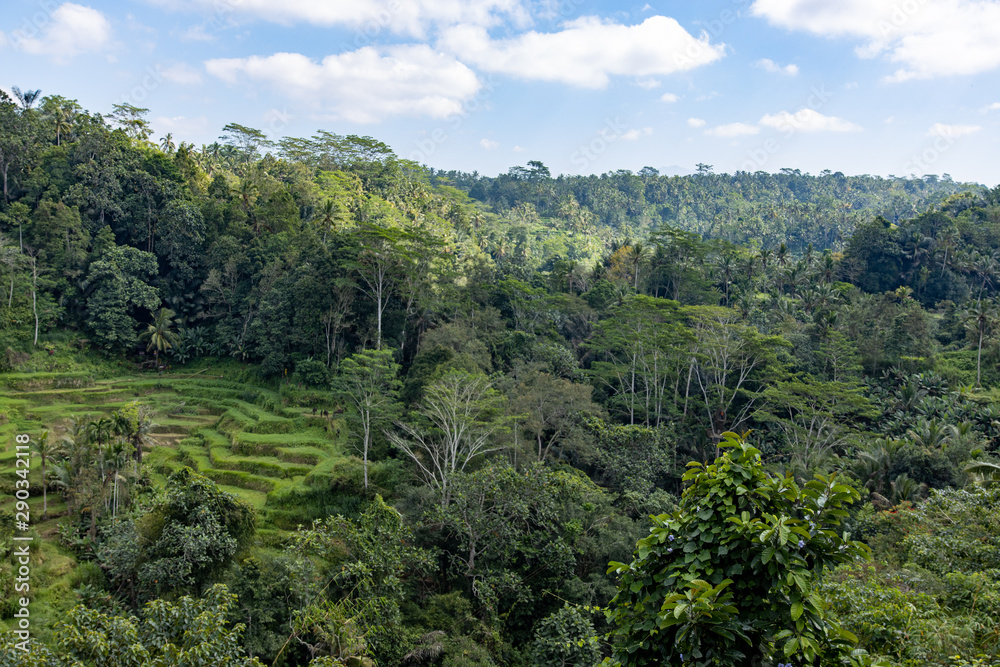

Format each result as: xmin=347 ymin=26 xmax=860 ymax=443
xmin=2 ymin=89 xmax=1000 ymax=666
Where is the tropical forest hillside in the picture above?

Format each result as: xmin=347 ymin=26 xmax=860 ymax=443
xmin=4 ymin=89 xmax=1000 ymax=666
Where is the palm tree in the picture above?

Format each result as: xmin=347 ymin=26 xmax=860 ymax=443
xmin=901 ymin=232 xmax=932 ymax=286
xmin=627 ymin=242 xmax=648 ymax=291
xmin=937 ymin=227 xmax=959 ymax=276
xmin=140 ymin=308 xmax=181 ymax=365
xmin=30 ymin=431 xmax=58 ymax=519
xmin=104 ymin=435 xmax=133 ymax=518
xmin=10 ymin=86 xmax=41 ymax=110
xmin=738 ymin=253 xmax=755 ymax=284
xmin=113 ymin=403 xmax=158 ymax=465
xmin=776 ymin=242 xmax=789 ymax=268
xmin=964 ymin=460 xmax=1000 ymax=486
xmin=50 ymin=428 xmax=104 ymax=539
xmin=961 ymin=299 xmax=998 ymax=386
xmin=819 ymin=251 xmax=836 ymax=284
xmin=717 ymin=254 xmax=734 ymax=304
xmin=890 ymin=473 xmax=926 ymax=504
xmin=853 ymin=438 xmax=907 ymax=495
xmin=906 ymin=418 xmax=953 ymax=451
xmin=159 ymin=133 xmax=176 ymax=154
xmin=86 ymin=416 xmax=115 ymax=483
xmin=86 ymin=416 xmax=115 ymax=449
xmin=52 ymin=105 xmax=73 ymax=146
xmin=757 ymin=248 xmax=772 ymax=272
xmin=970 ymin=251 xmax=999 ymax=304
xmin=318 ymin=198 xmax=346 ymax=244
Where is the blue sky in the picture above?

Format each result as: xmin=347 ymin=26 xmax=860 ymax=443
xmin=3 ymin=0 xmax=1000 ymax=183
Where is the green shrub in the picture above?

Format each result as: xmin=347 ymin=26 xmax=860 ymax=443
xmin=294 ymin=357 xmax=331 ymax=387
xmin=68 ymin=562 xmax=107 ymax=591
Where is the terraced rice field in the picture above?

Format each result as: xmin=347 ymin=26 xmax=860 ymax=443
xmin=0 ymin=371 xmax=355 ymax=533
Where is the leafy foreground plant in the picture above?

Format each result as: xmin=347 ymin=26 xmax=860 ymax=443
xmin=603 ymin=432 xmax=882 ymax=666
xmin=0 ymin=584 xmax=263 ymax=666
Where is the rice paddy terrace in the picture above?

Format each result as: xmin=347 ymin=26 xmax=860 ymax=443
xmin=0 ymin=364 xmax=390 ymax=636
xmin=0 ymin=370 xmax=362 ymax=538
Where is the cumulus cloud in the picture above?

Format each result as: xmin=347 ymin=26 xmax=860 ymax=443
xmin=10 ymin=3 xmax=112 ymax=60
xmin=205 ymin=45 xmax=481 ymax=123
xmin=927 ymin=122 xmax=981 ymax=137
xmin=162 ymin=63 xmax=203 ymax=85
xmin=983 ymin=102 xmax=1000 ymax=112
xmin=705 ymin=122 xmax=760 ymax=138
xmin=439 ymin=15 xmax=725 ymax=88
xmin=512 ymin=145 xmax=526 ymax=152
xmin=480 ymin=138 xmax=500 ymax=149
xmin=754 ymin=58 xmax=798 ymax=75
xmin=621 ymin=127 xmax=653 ymax=141
xmin=153 ymin=115 xmax=210 ymax=137
xmin=702 ymin=109 xmax=862 ymax=138
xmin=179 ymin=24 xmax=214 ymax=42
xmin=661 ymin=92 xmax=679 ymax=103
xmin=635 ymin=78 xmax=661 ymax=89
xmin=171 ymin=0 xmax=528 ymax=38
xmin=751 ymin=0 xmax=1000 ymax=81
xmin=759 ymin=108 xmax=862 ymax=132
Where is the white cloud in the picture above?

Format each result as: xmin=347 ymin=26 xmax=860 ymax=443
xmin=661 ymin=92 xmax=679 ymax=103
xmin=153 ymin=115 xmax=210 ymax=137
xmin=162 ymin=63 xmax=203 ymax=85
xmin=480 ymin=138 xmax=500 ymax=150
xmin=174 ymin=0 xmax=528 ymax=38
xmin=621 ymin=127 xmax=653 ymax=141
xmin=754 ymin=58 xmax=799 ymax=75
xmin=636 ymin=78 xmax=661 ymax=89
xmin=927 ymin=122 xmax=981 ymax=138
xmin=205 ymin=46 xmax=481 ymax=123
xmin=759 ymin=108 xmax=862 ymax=132
xmin=983 ymin=102 xmax=1000 ymax=112
xmin=180 ymin=24 xmax=214 ymax=42
xmin=439 ymin=15 xmax=725 ymax=88
xmin=513 ymin=145 xmax=526 ymax=152
xmin=705 ymin=122 xmax=760 ymax=137
xmin=687 ymin=117 xmax=706 ymax=128
xmin=751 ymin=0 xmax=1000 ymax=81
xmin=11 ymin=3 xmax=112 ymax=60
